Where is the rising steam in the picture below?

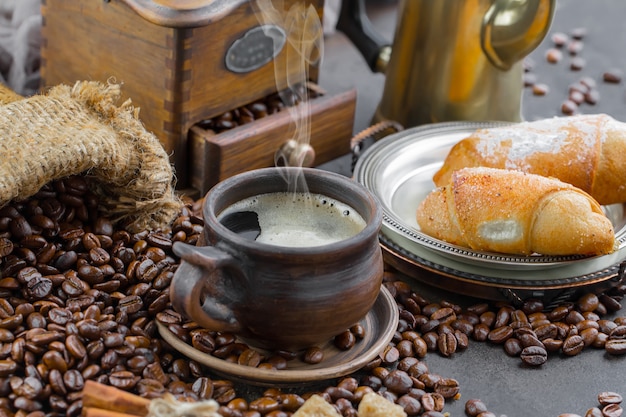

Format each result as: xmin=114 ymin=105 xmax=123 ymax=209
xmin=253 ymin=0 xmax=324 ymax=192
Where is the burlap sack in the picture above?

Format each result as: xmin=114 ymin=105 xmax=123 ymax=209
xmin=0 ymin=80 xmax=182 ymax=232
xmin=0 ymin=82 xmax=23 ymax=103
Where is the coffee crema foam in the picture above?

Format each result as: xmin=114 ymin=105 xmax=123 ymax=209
xmin=218 ymin=192 xmax=366 ymax=247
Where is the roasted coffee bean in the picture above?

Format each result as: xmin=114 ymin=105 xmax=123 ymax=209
xmin=238 ymin=349 xmax=263 ymax=367
xmin=467 ymin=303 xmax=489 ymax=315
xmin=592 ymin=332 xmax=609 ymax=349
xmin=539 ymin=337 xmax=562 ymax=353
xmin=603 ymin=69 xmax=623 ymax=84
xmin=580 ymin=327 xmax=599 ymax=347
xmin=88 ymin=247 xmax=110 ymax=266
xmin=77 ymin=264 xmax=104 ymax=285
xmin=605 ymin=339 xmax=626 ymax=355
xmin=488 ymin=325 xmax=513 ymax=344
xmin=563 ymin=335 xmax=585 ymax=356
xmin=520 ymin=345 xmax=548 ymax=366
xmin=451 ymin=318 xmax=474 ymax=336
xmin=422 ymin=331 xmax=439 ymax=351
xmin=610 ymin=325 xmax=626 ymax=339
xmin=472 ymin=323 xmax=490 ymax=342
xmin=421 ymin=392 xmax=445 ymax=412
xmin=534 ymin=323 xmax=558 ymax=340
xmin=17 ymin=266 xmax=41 ymax=284
xmin=28 ymin=329 xmax=63 ymax=345
xmin=574 ymin=294 xmax=598 ymax=313
xmin=23 ymin=274 xmax=48 ymax=300
xmin=109 ymin=371 xmax=139 ymax=390
xmin=11 ymin=215 xmax=33 ymax=240
xmin=546 ymin=48 xmax=563 ymax=63
xmin=585 ymin=407 xmax=604 ymax=417
xmin=383 ymin=370 xmax=413 ymax=395
xmin=480 ymin=311 xmax=496 ymax=327
xmin=494 ymin=306 xmax=513 ymax=328
xmin=504 ymin=337 xmax=523 ymax=356
xmin=570 ymin=90 xmax=585 ymax=104
xmin=117 ymin=295 xmax=144 ymax=314
xmin=437 ymin=333 xmax=457 ymax=357
xmin=454 ymin=330 xmax=469 ymax=350
xmin=597 ymin=392 xmax=623 ymax=406
xmin=532 ymin=83 xmax=550 ymax=96
xmin=599 ymin=295 xmax=622 ymax=313
xmin=334 ymin=330 xmax=356 ymax=350
xmin=465 ymin=399 xmax=489 ymax=416
xmin=420 ymin=319 xmax=440 ymax=334
xmin=380 ymin=345 xmax=400 ymax=364
xmin=135 ymin=259 xmax=159 ymax=282
xmin=551 ymin=32 xmax=569 ymax=46
xmin=302 ymin=347 xmax=324 ymax=364
xmin=418 ymin=373 xmax=443 ymax=391
xmin=430 ymin=307 xmax=456 ymax=324
xmin=63 ymin=369 xmax=84 ymax=392
xmin=42 ymin=350 xmax=67 ymax=372
xmin=568 ymin=40 xmax=584 ymax=55
xmin=602 ymin=404 xmax=623 ymax=417
xmin=433 ymin=377 xmax=459 ymax=399
xmin=396 ymin=394 xmax=422 ymax=416
xmin=190 ymin=330 xmax=216 ymax=354
xmin=561 ymin=99 xmax=578 ymax=115
xmin=396 ymin=339 xmax=414 ymax=358
xmin=519 ymin=333 xmax=544 ymax=349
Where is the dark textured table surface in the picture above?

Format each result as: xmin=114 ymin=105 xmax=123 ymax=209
xmin=316 ymin=1 xmax=626 ymax=415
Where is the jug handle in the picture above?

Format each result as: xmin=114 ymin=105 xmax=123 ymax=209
xmin=336 ymin=0 xmax=391 ymax=73
xmin=170 ymin=241 xmax=243 ymax=333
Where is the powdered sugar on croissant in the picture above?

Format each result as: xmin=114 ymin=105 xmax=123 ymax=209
xmin=433 ymin=114 xmax=626 ymax=205
xmin=418 ymin=167 xmax=616 ymax=256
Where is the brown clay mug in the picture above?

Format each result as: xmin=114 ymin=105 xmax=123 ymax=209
xmin=170 ymin=167 xmax=384 ymax=351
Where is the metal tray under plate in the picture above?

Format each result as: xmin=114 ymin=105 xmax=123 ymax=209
xmin=380 ymin=233 xmax=626 ymax=305
xmin=354 ymin=122 xmax=626 ymax=288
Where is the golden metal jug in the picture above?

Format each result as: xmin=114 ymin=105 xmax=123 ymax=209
xmin=338 ymin=0 xmax=555 ymax=127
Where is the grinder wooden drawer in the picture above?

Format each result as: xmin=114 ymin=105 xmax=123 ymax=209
xmin=189 ymin=87 xmax=356 ymax=194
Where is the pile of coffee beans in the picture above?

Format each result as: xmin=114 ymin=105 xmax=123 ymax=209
xmin=0 ymin=174 xmax=625 ymax=417
xmin=524 ymin=26 xmax=623 ymax=115
xmin=196 ymin=84 xmax=321 ymax=133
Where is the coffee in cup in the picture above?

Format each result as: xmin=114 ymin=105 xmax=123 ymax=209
xmin=217 ymin=192 xmax=366 ymax=247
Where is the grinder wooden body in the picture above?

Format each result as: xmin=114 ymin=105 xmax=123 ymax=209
xmin=41 ymin=0 xmax=354 ymax=191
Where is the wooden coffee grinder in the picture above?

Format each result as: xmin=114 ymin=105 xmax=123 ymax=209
xmin=40 ymin=0 xmax=356 ymax=194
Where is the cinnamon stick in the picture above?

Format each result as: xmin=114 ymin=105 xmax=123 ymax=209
xmin=82 ymin=407 xmax=144 ymax=417
xmin=82 ymin=380 xmax=150 ymax=417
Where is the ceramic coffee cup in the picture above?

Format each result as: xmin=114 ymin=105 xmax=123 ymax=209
xmin=170 ymin=167 xmax=383 ymax=351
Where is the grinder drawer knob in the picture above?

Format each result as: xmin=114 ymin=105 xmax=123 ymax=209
xmin=276 ymin=139 xmax=316 ymax=167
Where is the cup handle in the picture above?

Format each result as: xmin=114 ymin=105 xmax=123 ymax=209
xmin=170 ymin=241 xmax=243 ymax=333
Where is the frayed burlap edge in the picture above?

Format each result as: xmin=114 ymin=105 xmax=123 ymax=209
xmin=0 ymin=80 xmax=183 ymax=232
xmin=0 ymin=83 xmax=23 ymax=104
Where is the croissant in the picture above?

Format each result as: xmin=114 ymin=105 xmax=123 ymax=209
xmin=417 ymin=167 xmax=616 ymax=256
xmin=433 ymin=114 xmax=626 ymax=205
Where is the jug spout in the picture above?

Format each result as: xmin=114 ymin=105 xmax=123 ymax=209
xmin=482 ymin=0 xmax=556 ymax=70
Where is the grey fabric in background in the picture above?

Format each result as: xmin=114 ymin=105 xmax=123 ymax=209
xmin=0 ymin=0 xmax=41 ymax=96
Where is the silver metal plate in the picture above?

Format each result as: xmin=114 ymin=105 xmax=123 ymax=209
xmin=354 ymin=122 xmax=626 ymax=278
